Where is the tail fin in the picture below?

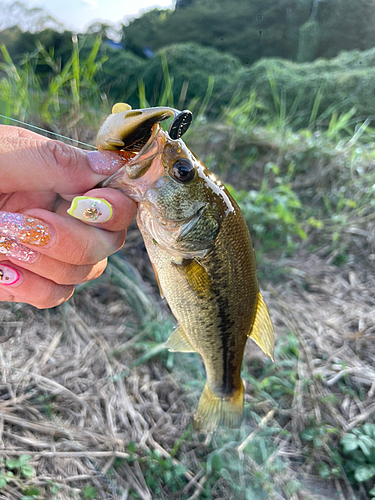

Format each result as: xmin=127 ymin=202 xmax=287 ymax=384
xmin=193 ymin=382 xmax=244 ymax=433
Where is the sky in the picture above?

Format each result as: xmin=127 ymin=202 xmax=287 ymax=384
xmin=3 ymin=0 xmax=175 ymax=33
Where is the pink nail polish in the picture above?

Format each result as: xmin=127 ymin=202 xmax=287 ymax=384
xmin=0 ymin=212 xmax=50 ymax=246
xmin=87 ymin=150 xmax=128 ymax=175
xmin=0 ymin=237 xmax=38 ymax=263
xmin=0 ymin=264 xmax=20 ymax=285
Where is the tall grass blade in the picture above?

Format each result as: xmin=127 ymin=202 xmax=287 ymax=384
xmin=225 ymin=81 xmax=245 ymax=114
xmin=266 ymin=68 xmax=280 ymax=114
xmin=177 ymin=80 xmax=189 ymax=110
xmin=346 ymin=117 xmax=371 ymax=148
xmin=71 ymin=35 xmax=80 ymax=111
xmin=326 ymin=107 xmax=357 ymax=140
xmin=279 ymin=87 xmax=286 ymax=126
xmin=308 ymin=86 xmax=324 ymax=127
xmin=84 ymin=35 xmax=102 ymax=80
xmin=160 ymin=51 xmax=174 ymax=108
xmin=159 ymin=75 xmax=174 ymax=108
xmin=186 ymin=95 xmax=201 ymax=115
xmin=288 ymin=85 xmax=304 ymax=120
xmin=198 ymin=75 xmax=214 ymax=117
xmin=138 ymin=79 xmax=148 ymax=108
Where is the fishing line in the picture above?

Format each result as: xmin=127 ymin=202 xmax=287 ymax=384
xmin=0 ymin=114 xmax=97 ymax=149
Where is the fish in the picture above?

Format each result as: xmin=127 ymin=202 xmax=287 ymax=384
xmin=97 ymin=103 xmax=274 ymax=432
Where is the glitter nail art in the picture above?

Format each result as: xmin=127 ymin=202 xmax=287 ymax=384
xmin=67 ymin=197 xmax=113 ymax=223
xmin=0 ymin=264 xmax=20 ymax=285
xmin=0 ymin=236 xmax=38 ymax=262
xmin=87 ymin=150 xmax=133 ymax=175
xmin=0 ymin=212 xmax=51 ymax=246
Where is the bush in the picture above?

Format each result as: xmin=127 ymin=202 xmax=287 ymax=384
xmin=139 ymin=43 xmax=242 ymax=111
xmin=91 ymin=45 xmax=144 ymax=104
xmin=236 ymin=48 xmax=375 ymax=125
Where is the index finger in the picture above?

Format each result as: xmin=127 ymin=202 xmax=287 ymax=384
xmin=0 ymin=125 xmax=125 ymax=194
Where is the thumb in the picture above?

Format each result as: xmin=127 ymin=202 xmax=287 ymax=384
xmin=0 ymin=125 xmax=123 ymax=194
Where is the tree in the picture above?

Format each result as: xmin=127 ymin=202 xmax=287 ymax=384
xmin=122 ymin=0 xmax=375 ymax=65
xmin=175 ymin=0 xmax=194 ymax=9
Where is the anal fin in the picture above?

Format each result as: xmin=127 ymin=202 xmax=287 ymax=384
xmin=248 ymin=291 xmax=274 ymax=361
xmin=164 ymin=326 xmax=196 ymax=352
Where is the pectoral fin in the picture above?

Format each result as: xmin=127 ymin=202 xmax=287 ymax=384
xmin=172 ymin=258 xmax=211 ymax=298
xmin=248 ymin=292 xmax=274 ymax=361
xmin=164 ymin=326 xmax=196 ymax=352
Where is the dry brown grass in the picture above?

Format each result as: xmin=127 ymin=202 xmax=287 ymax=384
xmin=0 ymin=218 xmax=372 ymax=499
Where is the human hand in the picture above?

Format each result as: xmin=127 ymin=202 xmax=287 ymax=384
xmin=0 ymin=125 xmax=137 ymax=308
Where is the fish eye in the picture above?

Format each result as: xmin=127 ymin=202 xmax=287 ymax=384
xmin=171 ymin=159 xmax=195 ymax=183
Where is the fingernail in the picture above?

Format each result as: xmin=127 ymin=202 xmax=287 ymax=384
xmin=0 ymin=212 xmax=51 ymax=246
xmin=67 ymin=197 xmax=113 ymax=223
xmin=0 ymin=264 xmax=20 ymax=285
xmin=87 ymin=150 xmax=125 ymax=175
xmin=0 ymin=237 xmax=38 ymax=263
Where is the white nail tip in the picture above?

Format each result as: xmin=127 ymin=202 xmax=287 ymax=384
xmin=67 ymin=197 xmax=113 ymax=223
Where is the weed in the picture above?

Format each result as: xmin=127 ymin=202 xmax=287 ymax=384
xmin=5 ymin=455 xmax=35 ymax=479
xmin=0 ymin=468 xmax=14 ymax=489
xmin=227 ymin=162 xmax=307 ymax=255
xmin=21 ymin=487 xmax=41 ymax=500
xmin=82 ymin=484 xmax=98 ymax=499
xmin=0 ymin=456 xmax=40 ymax=499
xmin=0 ymin=36 xmax=108 ymax=140
xmin=301 ymin=423 xmax=339 ymax=452
xmin=341 ymin=423 xmax=375 ymax=494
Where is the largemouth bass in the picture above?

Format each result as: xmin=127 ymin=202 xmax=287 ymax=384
xmin=97 ymin=104 xmax=274 ymax=432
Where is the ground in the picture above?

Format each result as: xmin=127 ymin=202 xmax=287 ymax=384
xmin=0 ymin=218 xmax=373 ymax=499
